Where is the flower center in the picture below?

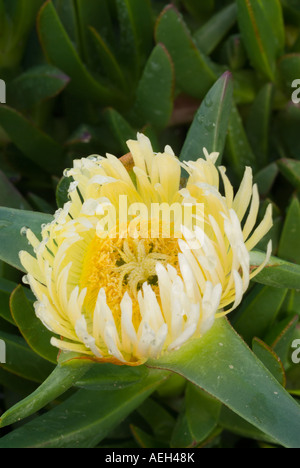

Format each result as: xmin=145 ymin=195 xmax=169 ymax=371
xmin=80 ymin=225 xmax=180 ymax=327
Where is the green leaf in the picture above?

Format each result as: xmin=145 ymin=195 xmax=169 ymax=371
xmin=275 ymin=104 xmax=300 ymax=161
xmin=0 ymin=278 xmax=17 ymax=325
xmin=286 ymin=364 xmax=300 ymax=394
xmin=225 ymin=104 xmax=258 ymax=177
xmin=171 ymin=384 xmax=221 ymax=448
xmin=182 ymin=0 xmax=214 ymax=19
xmin=102 ymin=108 xmax=136 ymax=155
xmin=37 ymin=0 xmax=120 ymax=105
xmin=277 ymin=158 xmax=300 ymax=190
xmin=134 ymin=43 xmax=174 ymax=129
xmin=233 ymin=285 xmax=288 ymax=344
xmin=148 ymin=318 xmax=300 ymax=448
xmin=0 ymin=170 xmax=32 ymax=210
xmin=75 ymin=362 xmax=149 ymax=390
xmin=232 ymin=69 xmax=259 ymax=104
xmin=246 ymin=84 xmax=273 ymax=168
xmin=0 ymin=361 xmax=91 ymax=428
xmin=252 ymin=338 xmax=286 ymax=386
xmin=52 ymin=0 xmax=80 ymax=49
xmin=155 ymin=372 xmax=186 ymax=399
xmin=278 ymin=54 xmax=300 ymax=94
xmin=278 ymin=197 xmax=300 ymax=264
xmin=236 ymin=0 xmax=284 ymax=80
xmin=250 ymin=251 xmax=300 ymax=289
xmin=0 ymin=207 xmax=53 ymax=272
xmin=0 ymin=106 xmax=64 ymax=174
xmin=265 ymin=315 xmax=299 ymax=366
xmin=7 ymin=65 xmax=70 ymax=110
xmin=194 ymin=4 xmax=237 ymax=56
xmin=56 ymin=176 xmax=72 ymax=209
xmin=87 ymin=27 xmax=127 ymax=90
xmin=10 ymin=285 xmax=58 ymax=364
xmin=155 ymin=5 xmax=216 ymax=100
xmin=219 ymin=34 xmax=247 ymax=71
xmin=219 ymin=406 xmax=277 ymax=443
xmin=75 ymin=0 xmax=114 ymax=57
xmin=180 ymin=71 xmax=233 ymax=163
xmin=137 ymin=398 xmax=175 ymax=442
xmin=6 ymin=0 xmax=44 ymax=44
xmin=254 ymin=163 xmax=278 ymax=198
xmin=130 ymin=425 xmax=167 ymax=448
xmin=115 ymin=0 xmax=154 ymax=75
xmin=0 ymin=369 xmax=168 ymax=448
xmin=0 ymin=330 xmax=54 ymax=383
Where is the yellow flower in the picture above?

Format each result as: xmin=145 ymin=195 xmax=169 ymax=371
xmin=20 ymin=134 xmax=273 ymax=366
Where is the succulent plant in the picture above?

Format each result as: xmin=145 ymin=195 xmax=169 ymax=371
xmin=0 ymin=0 xmax=300 ymax=449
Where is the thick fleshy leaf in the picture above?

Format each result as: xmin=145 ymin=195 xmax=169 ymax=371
xmin=278 ymin=54 xmax=300 ymax=95
xmin=0 ymin=330 xmax=54 ymax=383
xmin=0 ymin=0 xmax=43 ymax=69
xmin=75 ymin=0 xmax=114 ymax=63
xmin=225 ymin=104 xmax=258 ymax=177
xmin=246 ymin=84 xmax=273 ymax=168
xmin=131 ymin=425 xmax=167 ymax=448
xmin=134 ymin=44 xmax=174 ymax=129
xmin=155 ymin=5 xmax=216 ymax=99
xmin=236 ymin=0 xmax=284 ymax=80
xmin=233 ymin=285 xmax=288 ymax=345
xmin=6 ymin=0 xmax=43 ymax=41
xmin=148 ymin=318 xmax=300 ymax=448
xmin=254 ymin=163 xmax=278 ymax=198
xmin=102 ymin=108 xmax=136 ymax=155
xmin=137 ymin=398 xmax=175 ymax=442
xmin=37 ymin=0 xmax=120 ymax=105
xmin=219 ymin=34 xmax=247 ymax=71
xmin=75 ymin=362 xmax=149 ymax=391
xmin=182 ymin=0 xmax=214 ymax=19
xmin=0 ymin=362 xmax=91 ymax=428
xmin=0 ymin=170 xmax=31 ymax=210
xmin=194 ymin=4 xmax=237 ymax=55
xmin=0 ymin=106 xmax=64 ymax=174
xmin=0 ymin=207 xmax=53 ymax=272
xmin=219 ymin=406 xmax=277 ymax=443
xmin=7 ymin=65 xmax=70 ymax=110
xmin=88 ymin=27 xmax=127 ymax=90
xmin=232 ymin=69 xmax=259 ymax=104
xmin=115 ymin=0 xmax=154 ymax=78
xmin=56 ymin=176 xmax=72 ymax=209
xmin=278 ymin=197 xmax=300 ymax=264
xmin=171 ymin=383 xmax=221 ymax=448
xmin=52 ymin=0 xmax=80 ymax=47
xmin=156 ymin=373 xmax=187 ymax=399
xmin=250 ymin=251 xmax=300 ymax=289
xmin=252 ymin=338 xmax=286 ymax=386
xmin=180 ymin=72 xmax=233 ymax=163
xmin=265 ymin=315 xmax=299 ymax=366
xmin=286 ymin=364 xmax=300 ymax=395
xmin=0 ymin=278 xmax=17 ymax=325
xmin=276 ymin=104 xmax=300 ymax=161
xmin=0 ymin=369 xmax=168 ymax=448
xmin=10 ymin=285 xmax=58 ymax=364
xmin=277 ymin=158 xmax=300 ymax=190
